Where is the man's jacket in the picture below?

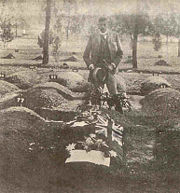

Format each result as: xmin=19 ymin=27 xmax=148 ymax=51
xmin=83 ymin=31 xmax=123 ymax=73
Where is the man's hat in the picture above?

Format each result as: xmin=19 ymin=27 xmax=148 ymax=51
xmin=92 ymin=68 xmax=107 ymax=83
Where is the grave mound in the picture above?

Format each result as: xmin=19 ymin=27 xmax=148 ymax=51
xmin=6 ymin=70 xmax=41 ymax=89
xmin=50 ymin=71 xmax=89 ymax=92
xmin=0 ymin=80 xmax=20 ymax=96
xmin=140 ymin=76 xmax=171 ymax=95
xmin=141 ymin=88 xmax=180 ymax=118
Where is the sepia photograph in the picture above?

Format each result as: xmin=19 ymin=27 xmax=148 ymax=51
xmin=0 ymin=0 xmax=180 ymax=192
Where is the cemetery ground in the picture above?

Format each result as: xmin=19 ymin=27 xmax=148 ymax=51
xmin=0 ymin=36 xmax=180 ymax=193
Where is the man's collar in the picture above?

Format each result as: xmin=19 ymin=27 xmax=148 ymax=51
xmin=99 ymin=30 xmax=109 ymax=39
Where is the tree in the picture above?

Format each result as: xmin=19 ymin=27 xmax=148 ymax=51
xmin=153 ymin=14 xmax=177 ymax=59
xmin=52 ymin=16 xmax=62 ymax=54
xmin=173 ymin=14 xmax=180 ymax=57
xmin=0 ymin=0 xmax=15 ymax=47
xmin=115 ymin=13 xmax=153 ymax=68
xmin=152 ymin=32 xmax=162 ymax=51
xmin=42 ymin=0 xmax=52 ymax=65
xmin=0 ymin=20 xmax=14 ymax=48
xmin=63 ymin=0 xmax=77 ymax=40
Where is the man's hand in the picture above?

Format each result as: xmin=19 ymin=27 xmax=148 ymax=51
xmin=103 ymin=60 xmax=116 ymax=72
xmin=108 ymin=63 xmax=116 ymax=72
xmin=89 ymin=64 xmax=95 ymax=70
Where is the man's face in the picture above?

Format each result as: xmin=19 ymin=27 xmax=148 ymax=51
xmin=98 ymin=21 xmax=107 ymax=33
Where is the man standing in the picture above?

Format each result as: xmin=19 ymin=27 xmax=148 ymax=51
xmin=83 ymin=17 xmax=123 ymax=95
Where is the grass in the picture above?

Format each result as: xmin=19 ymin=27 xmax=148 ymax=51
xmin=0 ymin=36 xmax=180 ymax=192
xmin=0 ymin=104 xmax=179 ymax=192
xmin=1 ymin=37 xmax=180 ymax=70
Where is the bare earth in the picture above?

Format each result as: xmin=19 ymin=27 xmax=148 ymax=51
xmin=0 ymin=37 xmax=180 ymax=193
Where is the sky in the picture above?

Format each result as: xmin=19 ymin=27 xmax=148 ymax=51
xmin=1 ymin=0 xmax=180 ymax=28
xmin=66 ymin=0 xmax=180 ymax=16
xmin=3 ymin=0 xmax=180 ymax=16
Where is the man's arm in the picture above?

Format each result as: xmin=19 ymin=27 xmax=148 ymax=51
xmin=112 ymin=34 xmax=123 ymax=69
xmin=83 ymin=35 xmax=92 ymax=68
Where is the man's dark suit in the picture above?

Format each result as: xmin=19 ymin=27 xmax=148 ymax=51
xmin=83 ymin=30 xmax=123 ymax=94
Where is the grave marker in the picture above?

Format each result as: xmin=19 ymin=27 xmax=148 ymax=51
xmin=0 ymin=72 xmax=6 ymax=79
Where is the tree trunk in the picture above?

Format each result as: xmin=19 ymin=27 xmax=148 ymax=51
xmin=42 ymin=0 xmax=52 ymax=65
xmin=178 ymin=38 xmax=180 ymax=57
xmin=166 ymin=35 xmax=169 ymax=61
xmin=16 ymin=23 xmax=17 ymax=37
xmin=66 ymin=16 xmax=70 ymax=40
xmin=66 ymin=27 xmax=69 ymax=40
xmin=132 ymin=33 xmax=138 ymax=69
xmin=166 ymin=35 xmax=169 ymax=45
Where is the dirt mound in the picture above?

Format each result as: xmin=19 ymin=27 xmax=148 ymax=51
xmin=5 ymin=70 xmax=41 ymax=89
xmin=76 ymin=72 xmax=126 ymax=93
xmin=158 ymin=55 xmax=163 ymax=58
xmin=0 ymin=107 xmax=46 ymax=156
xmin=0 ymin=93 xmax=20 ymax=110
xmin=140 ymin=76 xmax=171 ymax=95
xmin=154 ymin=119 xmax=180 ymax=167
xmin=0 ymin=80 xmax=20 ymax=96
xmin=141 ymin=88 xmax=180 ymax=118
xmin=33 ymin=55 xmax=43 ymax=60
xmin=0 ymin=107 xmax=53 ymax=186
xmin=77 ymin=70 xmax=89 ymax=81
xmin=0 ymin=106 xmax=45 ymax=127
xmin=36 ymin=108 xmax=77 ymax=121
xmin=0 ymin=106 xmax=123 ymax=190
xmin=61 ymin=63 xmax=70 ymax=69
xmin=24 ymin=88 xmax=68 ymax=110
xmin=61 ymin=56 xmax=78 ymax=62
xmin=121 ymin=73 xmax=149 ymax=94
xmin=50 ymin=71 xmax=89 ymax=92
xmin=24 ymin=87 xmax=82 ymax=112
xmin=2 ymin=53 xmax=15 ymax=59
xmin=33 ymin=82 xmax=80 ymax=100
xmin=154 ymin=60 xmax=169 ymax=66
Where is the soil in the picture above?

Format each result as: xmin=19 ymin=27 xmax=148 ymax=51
xmin=141 ymin=88 xmax=180 ymax=118
xmin=4 ymin=69 xmax=43 ymax=89
xmin=0 ymin=65 xmax=180 ymax=193
xmin=61 ymin=55 xmax=79 ymax=62
xmin=154 ymin=60 xmax=169 ymax=66
xmin=0 ymin=80 xmax=20 ymax=96
xmin=140 ymin=76 xmax=171 ymax=95
xmin=49 ymin=71 xmax=89 ymax=92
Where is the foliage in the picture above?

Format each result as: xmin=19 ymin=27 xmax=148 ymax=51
xmin=173 ymin=13 xmax=180 ymax=38
xmin=153 ymin=13 xmax=177 ymax=42
xmin=113 ymin=13 xmax=154 ymax=37
xmin=69 ymin=15 xmax=83 ymax=34
xmin=52 ymin=16 xmax=62 ymax=54
xmin=0 ymin=0 xmax=29 ymax=45
xmin=0 ymin=19 xmax=14 ymax=43
xmin=15 ymin=16 xmax=30 ymax=29
xmin=152 ymin=33 xmax=162 ymax=51
xmin=111 ymin=13 xmax=154 ymax=68
xmin=53 ymin=17 xmax=62 ymax=34
xmin=62 ymin=0 xmax=77 ymax=39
